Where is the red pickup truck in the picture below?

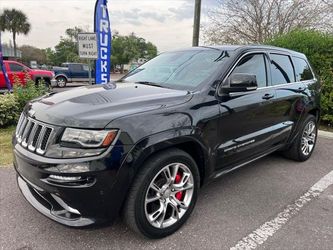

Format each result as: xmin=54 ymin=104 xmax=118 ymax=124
xmin=0 ymin=60 xmax=56 ymax=92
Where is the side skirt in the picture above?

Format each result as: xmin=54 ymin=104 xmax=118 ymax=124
xmin=213 ymin=145 xmax=283 ymax=179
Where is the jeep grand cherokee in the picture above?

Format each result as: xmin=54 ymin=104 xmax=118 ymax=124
xmin=13 ymin=45 xmax=320 ymax=238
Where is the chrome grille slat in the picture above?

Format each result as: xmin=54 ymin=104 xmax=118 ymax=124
xmin=16 ymin=114 xmax=25 ymax=136
xmin=17 ymin=117 xmax=28 ymax=143
xmin=27 ymin=122 xmax=38 ymax=150
xmin=21 ymin=120 xmax=33 ymax=147
xmin=15 ymin=114 xmax=54 ymax=155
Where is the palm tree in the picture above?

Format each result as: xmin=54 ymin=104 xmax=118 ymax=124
xmin=0 ymin=9 xmax=31 ymax=57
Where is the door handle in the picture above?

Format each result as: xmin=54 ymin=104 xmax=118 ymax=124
xmin=262 ymin=93 xmax=274 ymax=100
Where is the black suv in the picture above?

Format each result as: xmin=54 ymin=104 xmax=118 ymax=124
xmin=13 ymin=45 xmax=320 ymax=238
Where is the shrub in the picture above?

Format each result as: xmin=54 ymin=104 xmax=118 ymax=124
xmin=0 ymin=74 xmax=49 ymax=128
xmin=266 ymin=29 xmax=333 ymax=125
xmin=13 ymin=74 xmax=49 ymax=112
xmin=0 ymin=93 xmax=20 ymax=128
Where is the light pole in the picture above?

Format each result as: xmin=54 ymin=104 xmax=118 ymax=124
xmin=192 ymin=0 xmax=202 ymax=47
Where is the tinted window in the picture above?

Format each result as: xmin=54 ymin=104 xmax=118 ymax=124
xmin=293 ymin=57 xmax=313 ymax=81
xmin=70 ymin=64 xmax=82 ymax=72
xmin=9 ymin=63 xmax=24 ymax=72
xmin=123 ymin=50 xmax=232 ymax=90
xmin=270 ymin=54 xmax=295 ymax=85
xmin=83 ymin=65 xmax=89 ymax=71
xmin=232 ymin=54 xmax=267 ymax=88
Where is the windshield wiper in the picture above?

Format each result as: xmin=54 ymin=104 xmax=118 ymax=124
xmin=135 ymin=81 xmax=166 ymax=88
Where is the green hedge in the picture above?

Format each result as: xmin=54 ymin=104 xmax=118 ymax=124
xmin=266 ymin=29 xmax=333 ymax=125
xmin=0 ymin=93 xmax=20 ymax=127
xmin=0 ymin=77 xmax=49 ymax=128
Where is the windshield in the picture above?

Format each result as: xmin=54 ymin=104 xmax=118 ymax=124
xmin=122 ymin=49 xmax=231 ymax=90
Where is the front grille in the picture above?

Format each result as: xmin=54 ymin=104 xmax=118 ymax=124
xmin=15 ymin=114 xmax=54 ymax=155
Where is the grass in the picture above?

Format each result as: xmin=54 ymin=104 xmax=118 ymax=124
xmin=0 ymin=126 xmax=15 ymax=166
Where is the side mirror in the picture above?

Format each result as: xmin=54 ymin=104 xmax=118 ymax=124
xmin=222 ymin=73 xmax=258 ymax=93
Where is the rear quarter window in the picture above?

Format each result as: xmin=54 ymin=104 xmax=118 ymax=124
xmin=293 ymin=57 xmax=314 ymax=81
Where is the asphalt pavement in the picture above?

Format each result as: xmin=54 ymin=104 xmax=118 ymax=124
xmin=0 ymin=137 xmax=332 ymax=250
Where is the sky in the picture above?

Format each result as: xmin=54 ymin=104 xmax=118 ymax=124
xmin=0 ymin=0 xmax=217 ymax=52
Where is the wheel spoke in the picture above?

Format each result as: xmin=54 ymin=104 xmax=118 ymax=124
xmin=308 ymin=123 xmax=315 ymax=134
xmin=169 ymin=199 xmax=180 ymax=220
xmin=150 ymin=182 xmax=161 ymax=193
xmin=171 ymin=164 xmax=180 ymax=182
xmin=148 ymin=201 xmax=164 ymax=223
xmin=158 ymin=203 xmax=168 ymax=228
xmin=145 ymin=196 xmax=160 ymax=204
xmin=174 ymin=183 xmax=194 ymax=192
xmin=171 ymin=196 xmax=188 ymax=209
xmin=174 ymin=172 xmax=190 ymax=189
xmin=163 ymin=167 xmax=172 ymax=185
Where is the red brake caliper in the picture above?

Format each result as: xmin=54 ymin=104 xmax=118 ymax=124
xmin=174 ymin=173 xmax=183 ymax=201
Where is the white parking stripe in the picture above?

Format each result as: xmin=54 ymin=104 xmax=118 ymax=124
xmin=230 ymin=170 xmax=333 ymax=250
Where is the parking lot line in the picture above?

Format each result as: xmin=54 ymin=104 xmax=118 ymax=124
xmin=229 ymin=170 xmax=333 ymax=250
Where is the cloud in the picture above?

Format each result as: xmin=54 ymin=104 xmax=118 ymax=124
xmin=110 ymin=8 xmax=166 ymax=26
xmin=168 ymin=2 xmax=193 ymax=21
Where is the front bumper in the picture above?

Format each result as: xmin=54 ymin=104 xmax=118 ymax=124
xmin=13 ymin=143 xmax=130 ymax=227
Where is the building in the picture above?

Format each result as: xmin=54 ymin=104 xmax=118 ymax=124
xmin=1 ymin=44 xmax=22 ymax=60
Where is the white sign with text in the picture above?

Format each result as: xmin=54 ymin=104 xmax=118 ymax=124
xmin=78 ymin=33 xmax=98 ymax=59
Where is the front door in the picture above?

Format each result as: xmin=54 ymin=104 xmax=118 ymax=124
xmin=7 ymin=61 xmax=26 ymax=85
xmin=216 ymin=52 xmax=286 ymax=170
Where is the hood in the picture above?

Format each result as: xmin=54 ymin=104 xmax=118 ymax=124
xmin=31 ymin=69 xmax=53 ymax=76
xmin=27 ymin=82 xmax=192 ymax=128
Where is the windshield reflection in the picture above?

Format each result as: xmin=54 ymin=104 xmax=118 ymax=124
xmin=122 ymin=50 xmax=231 ymax=90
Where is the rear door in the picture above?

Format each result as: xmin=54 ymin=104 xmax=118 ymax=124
xmin=69 ymin=64 xmax=88 ymax=81
xmin=216 ymin=52 xmax=281 ymax=170
xmin=267 ymin=52 xmax=308 ymax=144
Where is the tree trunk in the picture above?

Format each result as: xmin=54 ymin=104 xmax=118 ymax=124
xmin=13 ymin=32 xmax=17 ymax=58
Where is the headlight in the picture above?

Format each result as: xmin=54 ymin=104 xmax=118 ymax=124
xmin=61 ymin=128 xmax=118 ymax=148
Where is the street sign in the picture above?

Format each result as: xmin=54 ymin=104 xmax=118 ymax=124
xmin=78 ymin=33 xmax=98 ymax=59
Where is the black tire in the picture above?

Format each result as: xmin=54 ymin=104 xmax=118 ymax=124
xmin=122 ymin=148 xmax=200 ymax=238
xmin=56 ymin=76 xmax=67 ymax=88
xmin=283 ymin=114 xmax=318 ymax=162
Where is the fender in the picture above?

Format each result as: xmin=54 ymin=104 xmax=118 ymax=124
xmin=118 ymin=127 xmax=211 ymax=187
xmin=55 ymin=74 xmax=69 ymax=81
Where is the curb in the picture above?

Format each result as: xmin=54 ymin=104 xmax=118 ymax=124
xmin=318 ymin=130 xmax=333 ymax=139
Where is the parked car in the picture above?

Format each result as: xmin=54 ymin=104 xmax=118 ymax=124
xmin=0 ymin=60 xmax=56 ymax=92
xmin=53 ymin=63 xmax=94 ymax=87
xmin=13 ymin=45 xmax=320 ymax=238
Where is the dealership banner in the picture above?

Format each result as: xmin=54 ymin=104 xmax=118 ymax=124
xmin=94 ymin=0 xmax=112 ymax=84
xmin=0 ymin=33 xmax=11 ymax=90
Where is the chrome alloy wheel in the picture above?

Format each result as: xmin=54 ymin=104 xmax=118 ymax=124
xmin=57 ymin=78 xmax=66 ymax=87
xmin=144 ymin=163 xmax=194 ymax=229
xmin=301 ymin=121 xmax=316 ymax=156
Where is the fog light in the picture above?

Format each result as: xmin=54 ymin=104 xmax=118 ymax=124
xmin=45 ymin=163 xmax=91 ymax=173
xmin=49 ymin=175 xmax=81 ymax=181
